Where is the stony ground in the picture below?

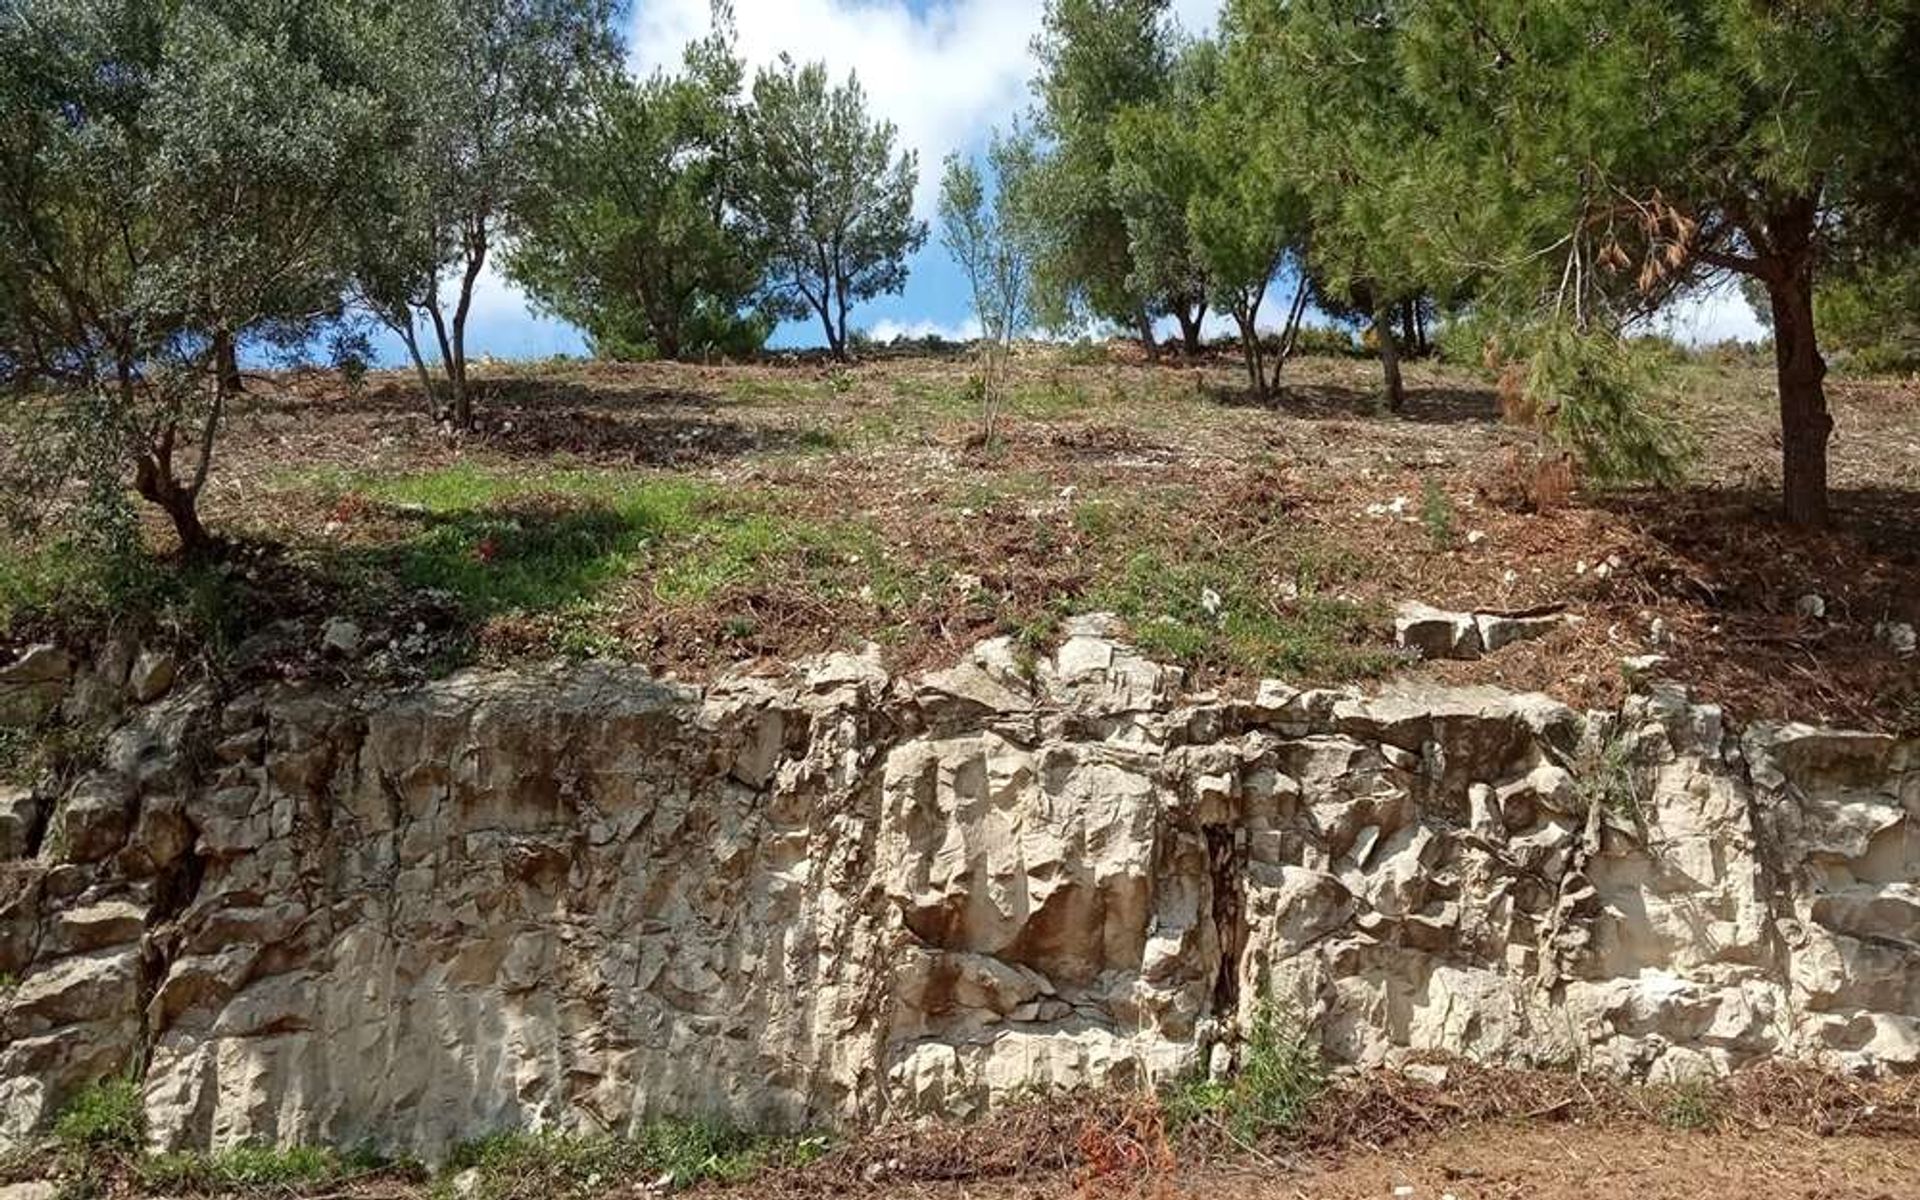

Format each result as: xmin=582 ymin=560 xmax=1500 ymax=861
xmin=5 ymin=342 xmax=1918 ymax=733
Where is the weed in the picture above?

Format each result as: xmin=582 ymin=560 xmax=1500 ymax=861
xmin=1574 ymin=727 xmax=1640 ymax=822
xmin=140 ymin=1144 xmax=345 ymax=1193
xmin=53 ymin=1078 xmax=145 ymax=1155
xmin=1165 ymin=999 xmax=1326 ymax=1145
xmin=1657 ymin=1079 xmax=1720 ymax=1131
xmin=439 ymin=1120 xmax=824 ymax=1200
xmin=1419 ymin=476 xmax=1457 ymax=550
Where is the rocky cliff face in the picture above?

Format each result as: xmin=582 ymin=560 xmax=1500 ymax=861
xmin=1 ymin=620 xmax=1914 ymax=1157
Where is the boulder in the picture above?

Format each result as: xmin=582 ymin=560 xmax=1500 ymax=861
xmin=0 ymin=645 xmax=70 ymax=727
xmin=127 ymin=650 xmax=178 ymax=703
xmin=0 ymin=788 xmax=38 ymax=861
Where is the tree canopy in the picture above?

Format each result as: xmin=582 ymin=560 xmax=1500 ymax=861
xmin=1229 ymin=0 xmax=1920 ymax=522
xmin=0 ymin=0 xmax=388 ymax=553
xmin=737 ymin=56 xmax=926 ymax=362
xmin=505 ymin=28 xmax=770 ymax=362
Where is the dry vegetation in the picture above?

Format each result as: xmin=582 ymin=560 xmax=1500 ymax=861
xmin=4 ymin=344 xmax=1918 ymax=731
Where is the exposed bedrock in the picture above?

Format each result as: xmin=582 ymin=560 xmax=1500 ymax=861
xmin=0 ymin=619 xmax=1914 ymax=1156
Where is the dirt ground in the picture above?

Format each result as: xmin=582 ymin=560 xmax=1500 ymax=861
xmin=871 ymin=1125 xmax=1920 ymax=1199
xmin=8 ymin=344 xmax=1918 ymax=731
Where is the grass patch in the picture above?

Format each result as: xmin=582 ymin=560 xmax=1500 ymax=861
xmin=54 ymin=1078 xmax=145 ymax=1154
xmin=1165 ymin=1000 xmax=1327 ymax=1145
xmin=139 ymin=1143 xmax=374 ymax=1194
xmin=325 ymin=465 xmax=717 ymax=620
xmin=1655 ymin=1079 xmax=1721 ymax=1131
xmin=439 ymin=1120 xmax=827 ymax=1200
xmin=1088 ymin=546 xmax=1388 ymax=682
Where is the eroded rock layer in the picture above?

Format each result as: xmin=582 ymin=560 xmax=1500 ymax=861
xmin=1 ymin=622 xmax=1914 ymax=1156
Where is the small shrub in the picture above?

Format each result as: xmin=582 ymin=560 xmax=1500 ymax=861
xmin=1165 ymin=1000 xmax=1325 ymax=1145
xmin=1657 ymin=1079 xmax=1720 ymax=1131
xmin=1419 ymin=477 xmax=1457 ymax=550
xmin=54 ymin=1078 xmax=145 ymax=1154
xmin=1574 ymin=727 xmax=1639 ymax=823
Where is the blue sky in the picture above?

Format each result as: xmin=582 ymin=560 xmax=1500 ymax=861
xmin=406 ymin=0 xmax=1764 ymax=365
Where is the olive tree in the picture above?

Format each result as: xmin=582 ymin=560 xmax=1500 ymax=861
xmin=354 ymin=0 xmax=617 ymax=425
xmin=0 ymin=0 xmax=384 ymax=555
xmin=938 ymin=133 xmax=1038 ymax=443
xmin=1021 ymin=0 xmax=1206 ymax=355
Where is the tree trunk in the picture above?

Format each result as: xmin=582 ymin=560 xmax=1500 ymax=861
xmin=214 ymin=332 xmax=243 ymax=395
xmin=1400 ymin=300 xmax=1418 ymax=358
xmin=450 ymin=245 xmax=486 ymax=429
xmin=1176 ymin=303 xmax=1204 ymax=358
xmin=1765 ymin=267 xmax=1832 ymax=526
xmin=1136 ymin=310 xmax=1160 ymax=363
xmin=396 ymin=320 xmax=441 ymax=417
xmin=134 ymin=446 xmax=213 ymax=559
xmin=1375 ymin=309 xmax=1405 ymax=412
xmin=1236 ymin=311 xmax=1266 ymax=402
xmin=425 ymin=298 xmax=457 ymax=423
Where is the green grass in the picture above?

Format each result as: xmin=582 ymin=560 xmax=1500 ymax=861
xmin=1655 ymin=1079 xmax=1721 ymax=1131
xmin=1165 ymin=999 xmax=1327 ymax=1145
xmin=1087 ymin=545 xmax=1389 ymax=682
xmin=438 ymin=1120 xmax=828 ymax=1200
xmin=139 ymin=1143 xmax=366 ymax=1193
xmin=53 ymin=1078 xmax=145 ymax=1154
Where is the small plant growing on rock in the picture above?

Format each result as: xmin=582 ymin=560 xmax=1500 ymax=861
xmin=1165 ymin=999 xmax=1326 ymax=1145
xmin=53 ymin=1078 xmax=145 ymax=1155
xmin=1573 ymin=724 xmax=1641 ymax=825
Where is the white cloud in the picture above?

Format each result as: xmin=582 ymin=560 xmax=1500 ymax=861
xmin=865 ymin=315 xmax=982 ymax=343
xmin=630 ymin=0 xmax=1223 ymax=214
xmin=632 ymin=0 xmax=1041 ymax=214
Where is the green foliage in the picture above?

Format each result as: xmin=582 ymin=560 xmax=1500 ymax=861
xmin=938 ymin=136 xmax=1037 ymax=350
xmin=1657 ymin=1080 xmax=1721 ymax=1132
xmin=505 ymin=29 xmax=771 ymax=362
xmin=1226 ymin=0 xmax=1920 ymax=520
xmin=1106 ymin=37 xmax=1216 ymax=336
xmin=1019 ymin=0 xmax=1183 ymax=333
xmin=1813 ymin=251 xmax=1920 ymax=374
xmin=738 ymin=57 xmax=926 ymax=359
xmin=1165 ymin=1000 xmax=1326 ymax=1144
xmin=347 ymin=0 xmax=617 ymax=420
xmin=0 ymin=0 xmax=393 ymax=549
xmin=140 ymin=1144 xmax=348 ymax=1193
xmin=440 ymin=1120 xmax=826 ymax=1200
xmin=54 ymin=1079 xmax=145 ymax=1155
xmin=1419 ymin=478 xmax=1456 ymax=550
xmin=1524 ymin=325 xmax=1695 ymax=487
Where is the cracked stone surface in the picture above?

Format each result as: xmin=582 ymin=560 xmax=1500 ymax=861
xmin=0 ymin=631 xmax=1914 ymax=1158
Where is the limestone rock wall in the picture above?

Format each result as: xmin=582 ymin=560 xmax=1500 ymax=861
xmin=0 ymin=625 xmax=1914 ymax=1156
